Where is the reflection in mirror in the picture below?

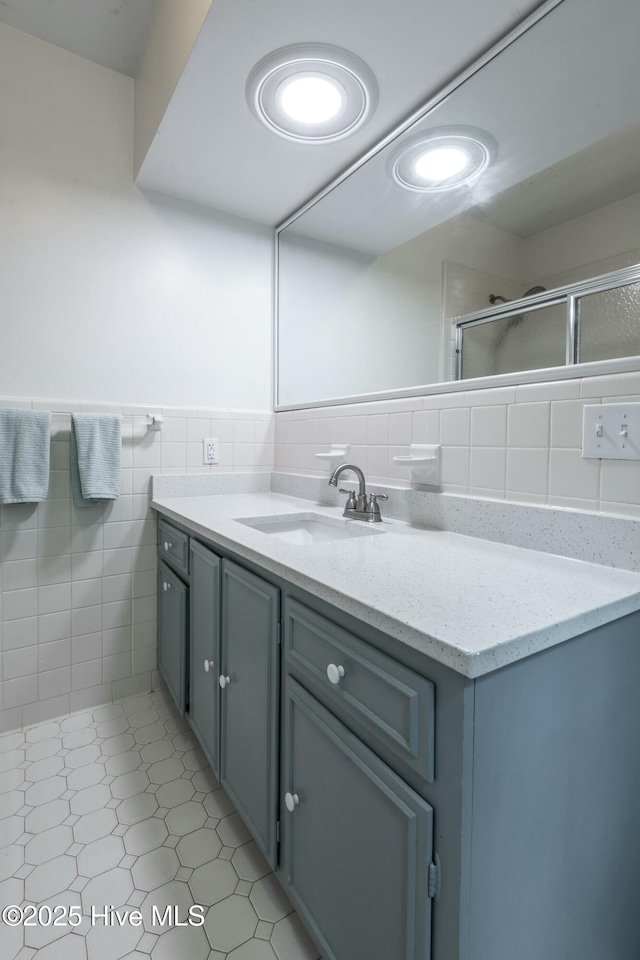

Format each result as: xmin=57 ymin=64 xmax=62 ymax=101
xmin=277 ymin=0 xmax=640 ymax=408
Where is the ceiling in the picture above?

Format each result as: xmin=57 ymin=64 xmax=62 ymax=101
xmin=0 ymin=0 xmax=549 ymax=225
xmin=282 ymin=0 xmax=640 ymax=255
xmin=0 ymin=0 xmax=156 ymax=77
xmin=135 ymin=0 xmax=543 ymax=225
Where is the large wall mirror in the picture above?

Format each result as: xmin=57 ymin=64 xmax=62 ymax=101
xmin=275 ymin=0 xmax=640 ymax=409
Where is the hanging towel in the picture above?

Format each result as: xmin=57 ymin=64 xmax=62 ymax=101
xmin=0 ymin=409 xmax=51 ymax=504
xmin=71 ymin=413 xmax=122 ymax=506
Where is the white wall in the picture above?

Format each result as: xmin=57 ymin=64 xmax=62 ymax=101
xmin=523 ymin=192 xmax=640 ymax=288
xmin=0 ymin=24 xmax=275 ymax=734
xmin=279 ymin=212 xmax=524 ymax=403
xmin=0 ymin=23 xmax=272 ymax=411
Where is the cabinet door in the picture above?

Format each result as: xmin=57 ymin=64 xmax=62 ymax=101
xmin=157 ymin=560 xmax=188 ymax=715
xmin=220 ymin=560 xmax=280 ymax=866
xmin=282 ymin=677 xmax=434 ymax=960
xmin=189 ymin=541 xmax=221 ymax=776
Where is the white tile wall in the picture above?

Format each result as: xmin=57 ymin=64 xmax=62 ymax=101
xmin=274 ymin=372 xmax=640 ymax=514
xmin=0 ymin=396 xmax=274 ymax=734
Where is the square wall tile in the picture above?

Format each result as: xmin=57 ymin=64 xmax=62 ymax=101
xmin=3 ymin=675 xmax=38 ymax=708
xmin=103 ymin=626 xmax=131 ymax=656
xmin=3 ymin=588 xmax=38 ymax=621
xmin=72 ymin=632 xmax=103 ymax=664
xmin=38 ymin=666 xmax=71 ymax=700
xmin=389 ymin=413 xmax=412 ymax=446
xmin=2 ymin=560 xmax=38 ymax=592
xmin=161 ymin=443 xmax=186 ymax=469
xmin=39 ymin=611 xmax=71 ymax=644
xmin=38 ymin=638 xmax=71 ymax=672
xmin=440 ymin=408 xmax=470 ymax=446
xmin=506 ymin=449 xmax=550 ymax=496
xmin=440 ymin=447 xmax=470 ymax=486
xmin=470 ymin=405 xmax=507 ymax=447
xmin=367 ymin=415 xmax=389 ymax=446
xmin=3 ymin=617 xmax=38 ymax=651
xmin=507 ymin=402 xmax=550 ymax=448
xmin=38 ymin=583 xmax=71 ymax=616
xmin=412 ymin=410 xmax=439 ymax=444
xmin=234 ymin=420 xmax=255 ymax=444
xmin=600 ymin=460 xmax=640 ymax=505
xmin=550 ymin=399 xmax=597 ymax=448
xmin=72 ymin=660 xmax=103 ymax=691
xmin=367 ymin=446 xmax=388 ymax=479
xmin=470 ymin=448 xmax=506 ymax=491
xmin=3 ymin=646 xmax=38 ymax=680
xmin=103 ymin=653 xmax=131 ymax=683
xmin=548 ymin=449 xmax=601 ymax=501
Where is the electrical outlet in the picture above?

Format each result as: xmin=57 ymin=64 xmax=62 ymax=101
xmin=203 ymin=438 xmax=219 ymax=464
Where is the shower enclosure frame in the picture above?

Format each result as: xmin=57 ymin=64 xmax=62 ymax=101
xmin=453 ymin=263 xmax=640 ymax=380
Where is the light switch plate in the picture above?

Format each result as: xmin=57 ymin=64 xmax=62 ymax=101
xmin=582 ymin=403 xmax=640 ymax=459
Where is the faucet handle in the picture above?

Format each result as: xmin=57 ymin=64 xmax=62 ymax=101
xmin=339 ymin=488 xmax=358 ymax=510
xmin=365 ymin=492 xmax=388 ymax=519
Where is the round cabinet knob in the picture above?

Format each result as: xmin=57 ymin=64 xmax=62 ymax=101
xmin=162 ymin=581 xmax=171 ymax=592
xmin=204 ymin=660 xmax=214 ymax=673
xmin=163 ymin=541 xmax=172 ymax=551
xmin=219 ymin=675 xmax=231 ymax=689
xmin=326 ymin=663 xmax=345 ymax=685
xmin=284 ymin=792 xmax=300 ymax=813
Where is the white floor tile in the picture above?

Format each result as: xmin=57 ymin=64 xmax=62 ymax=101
xmin=0 ymin=689 xmax=324 ymax=960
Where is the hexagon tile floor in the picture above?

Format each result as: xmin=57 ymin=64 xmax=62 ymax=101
xmin=0 ymin=687 xmax=323 ymax=960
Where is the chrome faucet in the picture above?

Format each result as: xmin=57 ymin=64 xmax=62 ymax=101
xmin=328 ymin=463 xmax=388 ymax=522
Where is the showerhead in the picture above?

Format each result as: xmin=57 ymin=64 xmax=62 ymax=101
xmin=488 ymin=284 xmax=546 ymax=307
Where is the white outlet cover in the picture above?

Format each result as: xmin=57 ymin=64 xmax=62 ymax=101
xmin=203 ymin=438 xmax=219 ymax=464
xmin=582 ymin=403 xmax=640 ymax=460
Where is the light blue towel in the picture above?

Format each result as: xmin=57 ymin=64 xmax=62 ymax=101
xmin=0 ymin=409 xmax=51 ymax=504
xmin=71 ymin=413 xmax=122 ymax=506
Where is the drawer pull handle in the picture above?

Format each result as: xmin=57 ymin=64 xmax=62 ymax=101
xmin=284 ymin=792 xmax=300 ymax=813
xmin=219 ymin=675 xmax=231 ymax=689
xmin=163 ymin=541 xmax=173 ymax=551
xmin=163 ymin=582 xmax=171 ymax=591
xmin=204 ymin=660 xmax=214 ymax=673
xmin=327 ymin=663 xmax=345 ymax=685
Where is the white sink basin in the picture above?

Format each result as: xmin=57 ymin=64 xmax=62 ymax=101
xmin=235 ymin=512 xmax=386 ymax=545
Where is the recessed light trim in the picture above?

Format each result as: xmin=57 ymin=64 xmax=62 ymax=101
xmin=246 ymin=43 xmax=378 ymax=143
xmin=390 ymin=126 xmax=497 ymax=192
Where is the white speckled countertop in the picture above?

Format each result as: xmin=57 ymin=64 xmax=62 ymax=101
xmin=151 ymin=489 xmax=640 ymax=678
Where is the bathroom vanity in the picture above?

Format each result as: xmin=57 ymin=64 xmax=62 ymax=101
xmin=153 ymin=485 xmax=640 ymax=960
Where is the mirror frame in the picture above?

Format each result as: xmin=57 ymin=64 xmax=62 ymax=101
xmin=273 ymin=0 xmax=640 ymax=411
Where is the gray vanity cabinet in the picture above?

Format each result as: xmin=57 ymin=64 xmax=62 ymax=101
xmin=189 ymin=541 xmax=221 ymax=774
xmin=157 ymin=559 xmax=188 ymax=715
xmin=282 ymin=676 xmax=434 ymax=960
xmin=219 ymin=559 xmax=281 ymax=867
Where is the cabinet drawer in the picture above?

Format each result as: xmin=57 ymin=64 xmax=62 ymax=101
xmin=284 ymin=599 xmax=435 ymax=783
xmin=158 ymin=520 xmax=189 ymax=579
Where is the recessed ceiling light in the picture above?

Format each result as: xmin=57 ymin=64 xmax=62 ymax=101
xmin=246 ymin=44 xmax=378 ymax=143
xmin=390 ymin=126 xmax=497 ymax=192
